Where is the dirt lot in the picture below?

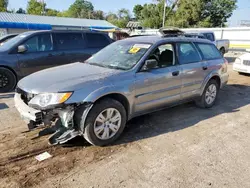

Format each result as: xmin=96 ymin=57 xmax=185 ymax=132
xmin=0 ymin=59 xmax=250 ymax=188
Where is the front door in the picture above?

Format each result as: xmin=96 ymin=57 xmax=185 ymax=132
xmin=17 ymin=33 xmax=56 ymax=76
xmin=134 ymin=43 xmax=182 ymax=114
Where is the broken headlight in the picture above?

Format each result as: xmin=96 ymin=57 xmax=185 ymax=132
xmin=28 ymin=92 xmax=72 ymax=108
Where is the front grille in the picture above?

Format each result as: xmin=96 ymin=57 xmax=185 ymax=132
xmin=243 ymin=60 xmax=250 ymax=66
xmin=16 ymin=87 xmax=35 ymax=104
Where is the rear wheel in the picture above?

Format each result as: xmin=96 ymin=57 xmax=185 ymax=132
xmin=220 ymin=47 xmax=225 ymax=56
xmin=76 ymin=98 xmax=127 ymax=146
xmin=0 ymin=67 xmax=16 ymax=93
xmin=196 ymin=79 xmax=219 ymax=108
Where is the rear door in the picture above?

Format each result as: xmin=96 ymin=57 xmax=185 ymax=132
xmin=84 ymin=33 xmax=111 ymax=56
xmin=53 ymin=32 xmax=89 ymax=64
xmin=195 ymin=42 xmax=224 ymax=77
xmin=176 ymin=42 xmax=206 ymax=100
xmin=17 ymin=33 xmax=57 ymax=76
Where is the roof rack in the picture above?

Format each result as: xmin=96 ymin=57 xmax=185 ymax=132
xmin=162 ymin=33 xmax=206 ymax=39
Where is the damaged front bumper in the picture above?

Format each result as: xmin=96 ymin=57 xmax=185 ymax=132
xmin=14 ymin=93 xmax=92 ymax=145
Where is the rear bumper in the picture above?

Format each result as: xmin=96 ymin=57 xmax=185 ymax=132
xmin=221 ymin=73 xmax=229 ymax=88
xmin=14 ymin=93 xmax=42 ymax=122
xmin=233 ymin=63 xmax=250 ymax=73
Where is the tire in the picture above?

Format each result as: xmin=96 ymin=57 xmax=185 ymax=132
xmin=76 ymin=98 xmax=127 ymax=146
xmin=220 ymin=47 xmax=225 ymax=56
xmin=195 ymin=79 xmax=219 ymax=108
xmin=0 ymin=67 xmax=16 ymax=93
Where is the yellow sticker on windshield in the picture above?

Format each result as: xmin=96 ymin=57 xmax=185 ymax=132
xmin=129 ymin=47 xmax=140 ymax=54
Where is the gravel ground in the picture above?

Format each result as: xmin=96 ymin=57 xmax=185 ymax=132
xmin=0 ymin=59 xmax=250 ymax=188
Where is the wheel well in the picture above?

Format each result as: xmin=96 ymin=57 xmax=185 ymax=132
xmin=0 ymin=65 xmax=17 ymax=81
xmin=95 ymin=93 xmax=130 ymax=118
xmin=210 ymin=76 xmax=221 ymax=87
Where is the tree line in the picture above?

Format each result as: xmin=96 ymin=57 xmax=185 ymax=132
xmin=0 ymin=0 xmax=237 ymax=28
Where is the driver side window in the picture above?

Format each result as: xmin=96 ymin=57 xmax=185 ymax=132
xmin=177 ymin=42 xmax=201 ymax=64
xmin=147 ymin=44 xmax=175 ymax=68
xmin=22 ymin=34 xmax=52 ymax=53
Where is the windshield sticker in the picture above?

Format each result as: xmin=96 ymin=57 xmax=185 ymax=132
xmin=133 ymin=44 xmax=151 ymax=49
xmin=129 ymin=47 xmax=141 ymax=54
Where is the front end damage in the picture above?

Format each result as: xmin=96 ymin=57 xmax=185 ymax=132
xmin=14 ymin=91 xmax=92 ymax=145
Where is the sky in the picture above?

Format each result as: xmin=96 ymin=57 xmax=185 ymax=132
xmin=7 ymin=0 xmax=250 ymax=27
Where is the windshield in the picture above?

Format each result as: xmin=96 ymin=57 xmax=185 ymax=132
xmin=0 ymin=33 xmax=29 ymax=50
xmin=86 ymin=40 xmax=151 ymax=70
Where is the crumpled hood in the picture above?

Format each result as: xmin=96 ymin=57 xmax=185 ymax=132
xmin=18 ymin=63 xmax=121 ymax=94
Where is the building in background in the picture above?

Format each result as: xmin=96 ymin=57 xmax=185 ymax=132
xmin=0 ymin=12 xmax=117 ymax=36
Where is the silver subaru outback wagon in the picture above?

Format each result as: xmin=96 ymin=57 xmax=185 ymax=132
xmin=14 ymin=36 xmax=229 ymax=146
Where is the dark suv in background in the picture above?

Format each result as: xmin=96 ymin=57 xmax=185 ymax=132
xmin=0 ymin=30 xmax=113 ymax=92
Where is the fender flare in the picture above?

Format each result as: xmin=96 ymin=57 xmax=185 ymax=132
xmin=200 ymin=71 xmax=221 ymax=96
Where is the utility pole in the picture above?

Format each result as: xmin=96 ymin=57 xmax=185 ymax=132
xmin=162 ymin=0 xmax=167 ymax=27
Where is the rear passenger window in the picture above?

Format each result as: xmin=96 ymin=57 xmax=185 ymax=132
xmin=177 ymin=43 xmax=201 ymax=64
xmin=54 ymin=33 xmax=85 ymax=50
xmin=195 ymin=43 xmax=222 ymax=60
xmin=86 ymin=33 xmax=110 ymax=48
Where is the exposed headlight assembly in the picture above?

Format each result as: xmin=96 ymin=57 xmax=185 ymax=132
xmin=29 ymin=92 xmax=72 ymax=108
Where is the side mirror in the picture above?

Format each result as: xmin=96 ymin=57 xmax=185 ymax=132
xmin=18 ymin=45 xmax=27 ymax=53
xmin=142 ymin=59 xmax=158 ymax=71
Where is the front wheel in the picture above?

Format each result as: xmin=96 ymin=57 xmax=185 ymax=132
xmin=77 ymin=98 xmax=127 ymax=146
xmin=196 ymin=79 xmax=219 ymax=108
xmin=0 ymin=67 xmax=16 ymax=93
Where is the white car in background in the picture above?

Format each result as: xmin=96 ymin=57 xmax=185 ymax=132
xmin=233 ymin=53 xmax=250 ymax=74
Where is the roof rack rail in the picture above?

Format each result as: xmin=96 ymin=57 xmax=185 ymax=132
xmin=162 ymin=33 xmax=206 ymax=39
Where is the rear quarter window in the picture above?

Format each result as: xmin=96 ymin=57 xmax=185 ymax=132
xmin=195 ymin=43 xmax=222 ymax=60
xmin=86 ymin=33 xmax=110 ymax=48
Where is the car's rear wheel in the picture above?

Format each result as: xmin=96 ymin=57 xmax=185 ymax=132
xmin=220 ymin=47 xmax=225 ymax=56
xmin=77 ymin=98 xmax=127 ymax=146
xmin=196 ymin=79 xmax=219 ymax=108
xmin=0 ymin=67 xmax=16 ymax=93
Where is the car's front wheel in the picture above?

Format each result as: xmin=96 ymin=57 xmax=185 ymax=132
xmin=196 ymin=79 xmax=219 ymax=108
xmin=0 ymin=67 xmax=16 ymax=93
xmin=77 ymin=98 xmax=127 ymax=146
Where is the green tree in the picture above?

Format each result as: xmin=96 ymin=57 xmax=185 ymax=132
xmin=0 ymin=0 xmax=8 ymax=12
xmin=27 ymin=0 xmax=45 ymax=15
xmin=201 ymin=0 xmax=237 ymax=27
xmin=133 ymin=4 xmax=143 ymax=20
xmin=16 ymin=8 xmax=26 ymax=14
xmin=106 ymin=9 xmax=130 ymax=28
xmin=92 ymin=10 xmax=104 ymax=20
xmin=67 ymin=0 xmax=94 ymax=18
xmin=138 ymin=1 xmax=173 ymax=28
xmin=46 ymin=8 xmax=59 ymax=16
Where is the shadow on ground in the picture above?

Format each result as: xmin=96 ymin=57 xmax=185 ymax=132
xmin=63 ymin=84 xmax=250 ymax=147
xmin=0 ymin=103 xmax=9 ymax=110
xmin=0 ymin=93 xmax=14 ymax=99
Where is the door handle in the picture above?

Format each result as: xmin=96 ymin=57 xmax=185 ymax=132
xmin=203 ymin=66 xmax=208 ymax=70
xmin=172 ymin=71 xmax=179 ymax=76
xmin=48 ymin=53 xmax=54 ymax=57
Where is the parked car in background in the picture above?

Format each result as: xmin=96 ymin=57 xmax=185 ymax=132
xmin=192 ymin=32 xmax=230 ymax=55
xmin=0 ymin=33 xmax=18 ymax=46
xmin=0 ymin=30 xmax=113 ymax=92
xmin=15 ymin=35 xmax=229 ymax=146
xmin=233 ymin=53 xmax=250 ymax=74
